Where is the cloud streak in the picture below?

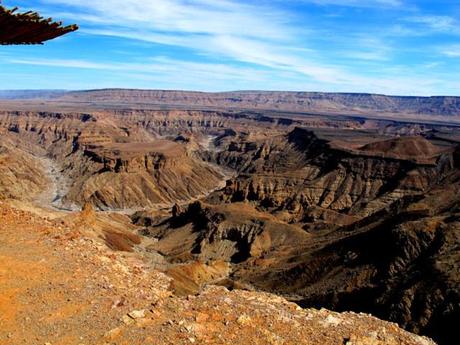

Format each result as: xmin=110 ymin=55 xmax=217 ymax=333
xmin=440 ymin=44 xmax=460 ymax=58
xmin=407 ymin=15 xmax=460 ymax=34
xmin=38 ymin=0 xmax=357 ymax=85
xmin=7 ymin=54 xmax=454 ymax=96
xmin=301 ymin=0 xmax=403 ymax=8
xmin=0 ymin=0 xmax=459 ymax=95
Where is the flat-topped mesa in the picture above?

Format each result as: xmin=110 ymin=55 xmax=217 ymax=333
xmin=60 ymin=137 xmax=227 ymax=209
xmin=83 ymin=141 xmax=185 ymax=173
xmin=107 ymin=110 xmax=276 ymax=137
xmin=58 ymin=89 xmax=460 ymax=117
xmin=77 ymin=133 xmax=113 ymax=149
xmin=289 ymin=128 xmax=445 ymax=163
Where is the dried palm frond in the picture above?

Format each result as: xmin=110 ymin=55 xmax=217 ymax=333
xmin=0 ymin=4 xmax=78 ymax=45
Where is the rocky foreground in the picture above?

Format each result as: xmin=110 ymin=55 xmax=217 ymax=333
xmin=0 ymin=202 xmax=435 ymax=345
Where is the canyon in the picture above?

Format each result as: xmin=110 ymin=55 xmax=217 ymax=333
xmin=0 ymin=90 xmax=459 ymax=344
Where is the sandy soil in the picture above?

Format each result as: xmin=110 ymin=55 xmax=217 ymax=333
xmin=33 ymin=156 xmax=78 ymax=212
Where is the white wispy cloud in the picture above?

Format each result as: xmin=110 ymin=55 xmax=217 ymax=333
xmin=440 ymin=44 xmax=460 ymax=58
xmin=406 ymin=15 xmax=460 ymax=34
xmin=37 ymin=0 xmax=355 ymax=85
xmin=41 ymin=0 xmax=293 ymax=40
xmin=301 ymin=0 xmax=403 ymax=8
xmin=3 ymin=56 xmax=317 ymax=91
xmin=36 ymin=0 xmax=404 ymax=87
xmin=8 ymin=56 xmax=282 ymax=85
xmin=340 ymin=36 xmax=393 ymax=61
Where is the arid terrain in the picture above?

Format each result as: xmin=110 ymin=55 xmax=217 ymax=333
xmin=1 ymin=89 xmax=459 ymax=345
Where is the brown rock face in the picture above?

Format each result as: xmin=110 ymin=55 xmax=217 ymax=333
xmin=146 ymin=172 xmax=460 ymax=345
xmin=63 ymin=140 xmax=225 ymax=210
xmin=0 ymin=110 xmax=229 ymax=210
xmin=207 ymin=128 xmax=447 ymax=224
xmin=0 ymin=137 xmax=48 ymax=201
xmin=80 ymin=202 xmax=95 ymax=219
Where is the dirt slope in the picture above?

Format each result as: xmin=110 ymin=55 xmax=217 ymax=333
xmin=359 ymin=136 xmax=440 ymax=159
xmin=0 ymin=201 xmax=435 ymax=345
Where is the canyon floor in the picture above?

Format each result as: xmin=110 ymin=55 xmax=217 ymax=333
xmin=0 ymin=90 xmax=459 ymax=344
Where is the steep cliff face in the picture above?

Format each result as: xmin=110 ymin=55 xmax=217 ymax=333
xmin=207 ymin=128 xmax=448 ymax=226
xmin=61 ymin=142 xmax=226 ymax=210
xmin=142 ymin=161 xmax=459 ymax=345
xmin=0 ymin=143 xmax=48 ymax=200
xmin=0 ymin=110 xmax=230 ymax=210
xmin=250 ymin=169 xmax=460 ymax=345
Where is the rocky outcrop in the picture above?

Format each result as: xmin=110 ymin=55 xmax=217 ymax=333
xmin=61 ymin=142 xmax=226 ymax=210
xmin=251 ymin=170 xmax=460 ymax=345
xmin=138 ymin=130 xmax=459 ymax=345
xmin=0 ymin=140 xmax=48 ymax=200
xmin=167 ymin=168 xmax=457 ymax=345
xmin=208 ymin=128 xmax=448 ymax=225
xmin=0 ymin=110 xmax=230 ymax=209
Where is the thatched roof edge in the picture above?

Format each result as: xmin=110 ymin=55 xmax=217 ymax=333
xmin=0 ymin=5 xmax=78 ymax=45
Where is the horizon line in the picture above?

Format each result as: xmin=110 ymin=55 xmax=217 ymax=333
xmin=0 ymin=88 xmax=459 ymax=98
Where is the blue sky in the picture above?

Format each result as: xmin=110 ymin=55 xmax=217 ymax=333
xmin=1 ymin=0 xmax=460 ymax=95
